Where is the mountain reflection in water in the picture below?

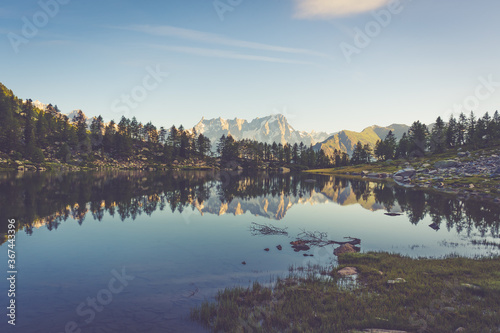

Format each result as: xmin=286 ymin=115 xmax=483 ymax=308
xmin=1 ymin=170 xmax=499 ymax=243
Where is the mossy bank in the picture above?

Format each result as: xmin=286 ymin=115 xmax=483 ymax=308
xmin=191 ymin=252 xmax=500 ymax=332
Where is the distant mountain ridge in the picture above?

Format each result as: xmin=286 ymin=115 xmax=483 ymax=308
xmin=313 ymin=124 xmax=410 ymax=156
xmin=193 ymin=114 xmax=331 ymax=148
xmin=25 ymin=97 xmax=410 ymax=156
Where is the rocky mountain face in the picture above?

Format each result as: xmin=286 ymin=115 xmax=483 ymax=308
xmin=27 ymin=101 xmax=95 ymax=128
xmin=193 ymin=114 xmax=331 ymax=148
xmin=67 ymin=110 xmax=96 ymax=128
xmin=314 ymin=124 xmax=410 ymax=156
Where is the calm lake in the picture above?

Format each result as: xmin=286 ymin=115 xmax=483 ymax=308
xmin=1 ymin=170 xmax=499 ymax=332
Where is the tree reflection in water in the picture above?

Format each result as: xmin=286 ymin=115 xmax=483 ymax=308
xmin=0 ymin=171 xmax=498 ymax=244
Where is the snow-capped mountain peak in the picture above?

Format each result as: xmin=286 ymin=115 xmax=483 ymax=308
xmin=194 ymin=114 xmax=331 ymax=148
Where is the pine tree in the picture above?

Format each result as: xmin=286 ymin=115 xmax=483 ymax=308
xmin=395 ymin=132 xmax=411 ymax=158
xmin=362 ymin=144 xmax=372 ymax=163
xmin=0 ymin=90 xmax=19 ymax=153
xmin=178 ymin=125 xmax=188 ymax=158
xmin=384 ymin=131 xmax=396 ymax=160
xmin=408 ymin=121 xmax=428 ymax=157
xmin=73 ymin=110 xmax=87 ymax=142
xmin=35 ymin=111 xmax=48 ymax=148
xmin=457 ymin=112 xmax=467 ymax=145
xmin=103 ymin=120 xmax=116 ymax=154
xmin=445 ymin=115 xmax=457 ymax=148
xmin=483 ymin=112 xmax=494 ymax=142
xmin=130 ymin=117 xmax=140 ymax=140
xmin=292 ymin=143 xmax=299 ymax=164
xmin=493 ymin=111 xmax=500 ymax=139
xmin=197 ymin=133 xmax=211 ymax=158
xmin=430 ymin=116 xmax=446 ymax=153
xmin=23 ymin=100 xmax=36 ymax=158
xmin=374 ymin=140 xmax=385 ymax=161
xmin=167 ymin=125 xmax=179 ymax=156
xmin=159 ymin=127 xmax=167 ymax=144
xmin=90 ymin=116 xmax=104 ymax=152
xmin=351 ymin=141 xmax=364 ymax=165
xmin=467 ymin=111 xmax=476 ymax=145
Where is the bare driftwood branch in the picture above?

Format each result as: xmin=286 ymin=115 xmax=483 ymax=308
xmin=250 ymin=222 xmax=288 ymax=236
xmin=294 ymin=229 xmax=360 ymax=247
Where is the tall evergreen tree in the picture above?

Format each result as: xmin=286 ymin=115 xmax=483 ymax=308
xmin=457 ymin=112 xmax=467 ymax=145
xmin=0 ymin=90 xmax=18 ymax=153
xmin=351 ymin=141 xmax=364 ymax=165
xmin=395 ymin=132 xmax=411 ymax=158
xmin=35 ymin=111 xmax=48 ymax=148
xmin=430 ymin=116 xmax=446 ymax=153
xmin=445 ymin=115 xmax=457 ymax=148
xmin=408 ymin=121 xmax=428 ymax=157
xmin=167 ymin=125 xmax=179 ymax=156
xmin=90 ymin=116 xmax=104 ymax=151
xmin=23 ymin=100 xmax=36 ymax=158
xmin=103 ymin=120 xmax=116 ymax=153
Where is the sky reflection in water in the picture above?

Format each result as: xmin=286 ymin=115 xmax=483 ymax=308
xmin=0 ymin=171 xmax=499 ymax=332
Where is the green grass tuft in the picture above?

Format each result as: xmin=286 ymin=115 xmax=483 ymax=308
xmin=191 ymin=252 xmax=500 ymax=332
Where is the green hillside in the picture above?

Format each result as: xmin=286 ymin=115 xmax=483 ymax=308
xmin=316 ymin=127 xmax=382 ymax=156
xmin=369 ymin=124 xmax=409 ymax=141
xmin=316 ymin=124 xmax=409 ymax=156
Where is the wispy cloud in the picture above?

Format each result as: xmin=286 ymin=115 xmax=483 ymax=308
xmin=149 ymin=44 xmax=314 ymax=65
xmin=120 ymin=24 xmax=326 ymax=58
xmin=293 ymin=0 xmax=390 ymax=19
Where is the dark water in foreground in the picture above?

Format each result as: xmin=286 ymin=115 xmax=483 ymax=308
xmin=0 ymin=170 xmax=499 ymax=332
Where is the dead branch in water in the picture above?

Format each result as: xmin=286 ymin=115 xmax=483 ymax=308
xmin=250 ymin=222 xmax=288 ymax=236
xmin=295 ymin=229 xmax=360 ymax=247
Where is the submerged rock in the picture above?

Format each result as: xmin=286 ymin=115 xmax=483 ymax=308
xmin=290 ymin=240 xmax=311 ymax=251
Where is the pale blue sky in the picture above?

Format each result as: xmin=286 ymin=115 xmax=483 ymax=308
xmin=1 ymin=0 xmax=500 ymax=133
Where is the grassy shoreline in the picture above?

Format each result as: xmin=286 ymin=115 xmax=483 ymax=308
xmin=191 ymin=252 xmax=500 ymax=332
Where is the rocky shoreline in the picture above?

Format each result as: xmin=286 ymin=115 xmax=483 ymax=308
xmin=315 ymin=149 xmax=500 ymax=203
xmin=0 ymin=153 xmax=295 ymax=173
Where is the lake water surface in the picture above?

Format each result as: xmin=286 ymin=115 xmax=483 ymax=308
xmin=1 ymin=171 xmax=499 ymax=332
